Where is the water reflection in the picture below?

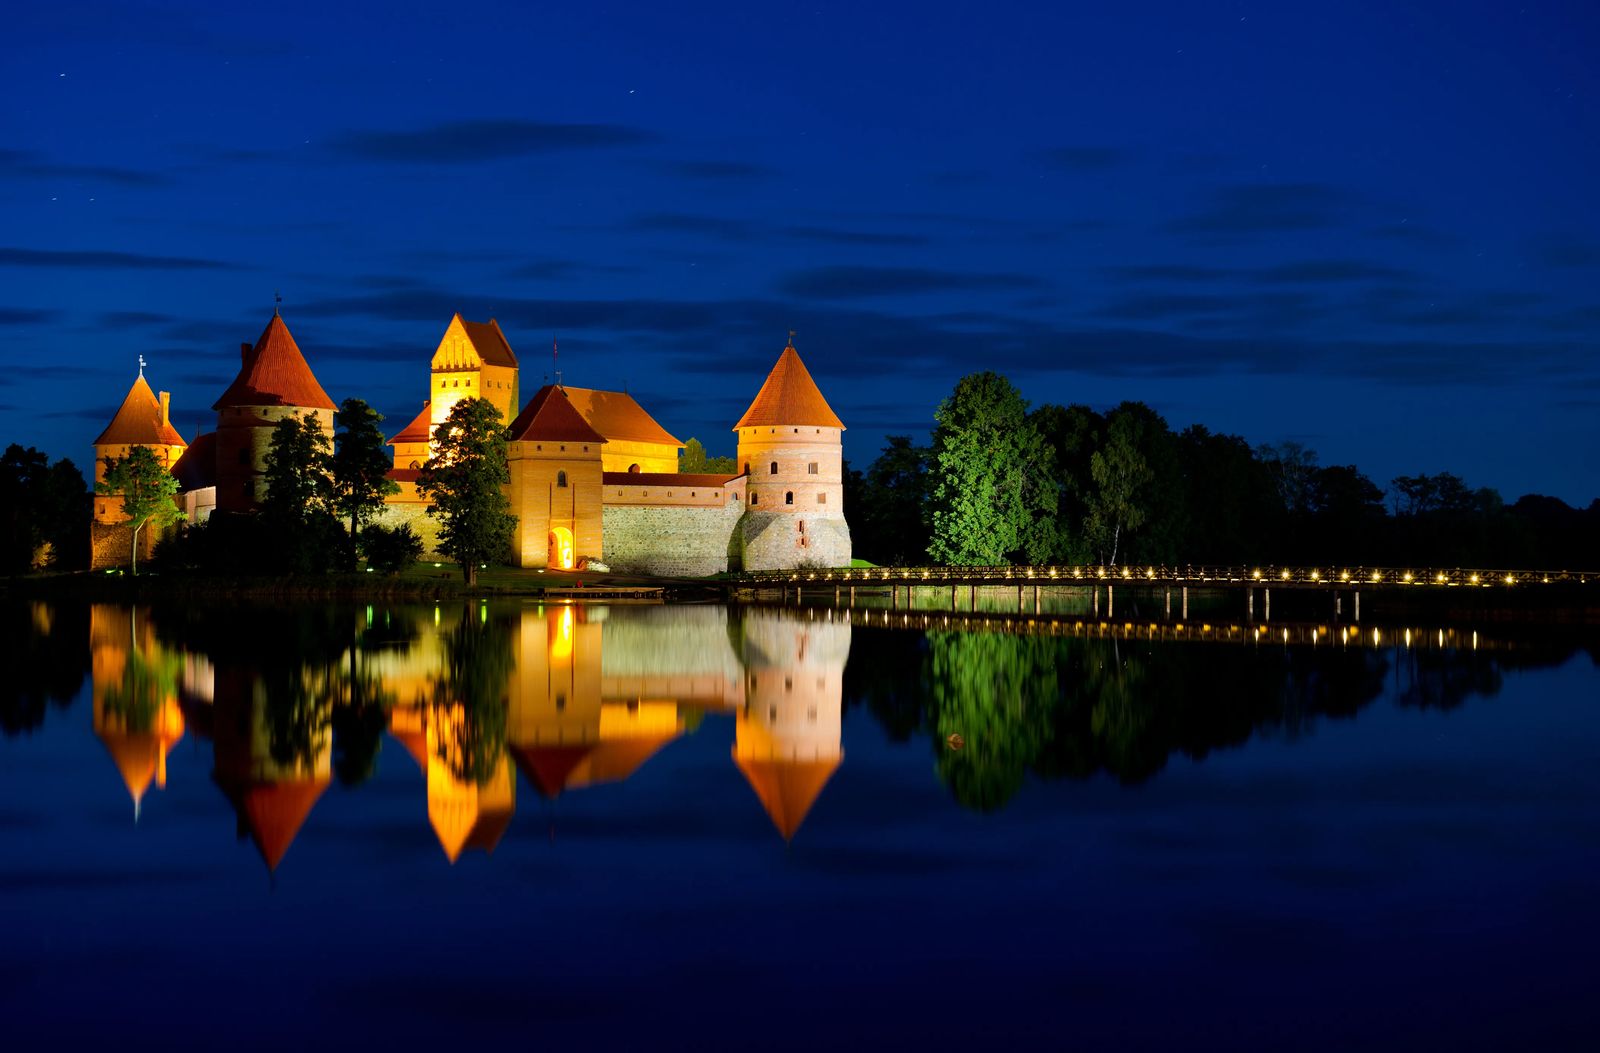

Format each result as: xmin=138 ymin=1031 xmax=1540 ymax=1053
xmin=2 ymin=599 xmax=1593 ymax=868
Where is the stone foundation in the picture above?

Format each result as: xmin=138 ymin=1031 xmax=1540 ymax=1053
xmin=740 ymin=512 xmax=851 ymax=571
xmin=601 ymin=499 xmax=745 ymax=577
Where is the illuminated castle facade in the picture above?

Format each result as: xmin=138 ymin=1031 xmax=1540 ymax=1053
xmin=91 ymin=310 xmax=852 ymax=574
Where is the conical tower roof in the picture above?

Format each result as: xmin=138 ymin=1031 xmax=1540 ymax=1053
xmin=218 ymin=777 xmax=329 ymax=871
xmin=733 ymin=343 xmax=844 ymax=430
xmin=507 ymin=385 xmax=608 ymax=444
xmin=733 ymin=752 xmax=841 ymax=841
xmin=213 ymin=313 xmax=336 ymax=411
xmin=94 ymin=373 xmax=187 ymax=447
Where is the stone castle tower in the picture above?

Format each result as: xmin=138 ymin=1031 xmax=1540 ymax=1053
xmin=213 ymin=311 xmax=336 ymax=513
xmin=92 ymin=369 xmax=188 ymax=524
xmin=734 ymin=341 xmax=852 ymax=569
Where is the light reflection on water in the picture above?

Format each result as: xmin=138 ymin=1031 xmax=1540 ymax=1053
xmin=5 ymin=599 xmax=1591 ymax=868
xmin=2 ymin=599 xmax=1598 ymax=1048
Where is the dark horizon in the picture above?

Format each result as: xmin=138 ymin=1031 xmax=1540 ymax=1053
xmin=3 ymin=1 xmax=1597 ymax=505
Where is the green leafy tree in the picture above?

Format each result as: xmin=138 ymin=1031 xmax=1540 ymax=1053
xmin=1031 ymin=404 xmax=1103 ymax=562
xmin=428 ymin=605 xmax=514 ymax=784
xmin=857 ymin=436 xmax=931 ymax=565
xmin=927 ymin=372 xmax=1057 ymax=565
xmin=361 ymin=523 xmax=424 ymax=575
xmin=679 ymin=437 xmax=738 ymax=474
xmin=415 ymin=397 xmax=516 ymax=586
xmin=263 ymin=413 xmax=346 ymax=572
xmin=331 ymin=398 xmax=400 ymax=558
xmin=1083 ymin=415 xmax=1152 ymax=565
xmin=95 ymin=446 xmax=183 ymax=575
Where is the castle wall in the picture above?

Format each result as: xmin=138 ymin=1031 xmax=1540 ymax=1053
xmin=601 ymin=497 xmax=745 ymax=577
xmin=89 ymin=517 xmax=169 ymax=570
xmin=601 ymin=438 xmax=679 ymax=475
xmin=739 ymin=511 xmax=852 ymax=571
xmin=372 ymin=499 xmax=445 ymax=559
xmin=92 ymin=441 xmax=185 ymax=523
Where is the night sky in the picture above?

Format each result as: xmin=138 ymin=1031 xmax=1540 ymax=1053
xmin=4 ymin=1 xmax=1597 ymax=503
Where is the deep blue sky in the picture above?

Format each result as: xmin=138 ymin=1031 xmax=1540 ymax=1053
xmin=3 ymin=0 xmax=1597 ymax=503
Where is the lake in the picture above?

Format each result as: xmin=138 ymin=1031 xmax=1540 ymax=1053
xmin=2 ymin=597 xmax=1596 ymax=1050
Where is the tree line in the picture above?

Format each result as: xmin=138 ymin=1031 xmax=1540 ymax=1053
xmin=845 ymin=371 xmax=1599 ymax=569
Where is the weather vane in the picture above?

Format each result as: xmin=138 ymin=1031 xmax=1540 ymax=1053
xmin=274 ymin=290 xmax=282 ymax=316
xmin=788 ymin=328 xmax=797 ymax=347
xmin=138 ymin=354 xmax=146 ymax=378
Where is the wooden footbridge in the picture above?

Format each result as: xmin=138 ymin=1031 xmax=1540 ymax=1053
xmin=734 ymin=565 xmax=1593 ymax=622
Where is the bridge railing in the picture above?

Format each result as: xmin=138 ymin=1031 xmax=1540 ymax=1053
xmin=734 ymin=565 xmax=1593 ymax=588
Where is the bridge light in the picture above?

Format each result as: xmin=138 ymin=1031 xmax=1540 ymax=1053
xmin=1435 ymin=573 xmax=1446 ymax=584
xmin=1340 ymin=570 xmax=1350 ymax=581
xmin=1281 ymin=569 xmax=1290 ymax=580
xmin=1403 ymin=572 xmax=1414 ymax=582
xmin=1371 ymin=571 xmax=1382 ymax=582
xmin=1504 ymin=574 xmax=1515 ymax=585
xmin=1469 ymin=573 xmax=1480 ymax=585
xmin=1310 ymin=570 xmax=1320 ymax=581
xmin=1252 ymin=569 xmax=1262 ymax=580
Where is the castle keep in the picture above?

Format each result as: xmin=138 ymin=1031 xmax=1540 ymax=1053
xmin=92 ymin=310 xmax=852 ymax=574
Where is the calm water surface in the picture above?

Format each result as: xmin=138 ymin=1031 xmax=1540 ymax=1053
xmin=2 ymin=599 xmax=1596 ymax=1050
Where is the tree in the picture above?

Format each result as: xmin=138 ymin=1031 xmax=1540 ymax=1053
xmin=1082 ymin=415 xmax=1152 ymax=565
xmin=331 ymin=398 xmax=400 ymax=557
xmin=927 ymin=372 xmax=1057 ymax=565
xmin=263 ymin=413 xmax=344 ymax=572
xmin=679 ymin=437 xmax=737 ymax=474
xmin=95 ymin=446 xmax=183 ymax=575
xmin=1259 ymin=441 xmax=1320 ymax=516
xmin=2 ymin=445 xmax=88 ymax=573
xmin=856 ymin=436 xmax=931 ymax=565
xmin=415 ymin=397 xmax=516 ymax=586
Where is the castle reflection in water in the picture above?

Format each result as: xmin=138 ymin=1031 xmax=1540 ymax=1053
xmin=89 ymin=602 xmax=848 ymax=870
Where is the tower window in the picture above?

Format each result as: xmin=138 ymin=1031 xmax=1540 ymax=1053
xmin=557 ymin=471 xmax=568 ymax=488
xmin=743 ymin=463 xmax=749 ymax=475
xmin=409 ymin=460 xmax=420 ymax=470
xmin=818 ymin=492 xmax=827 ymax=504
xmin=785 ymin=491 xmax=794 ymax=505
xmin=807 ymin=463 xmax=818 ymax=474
xmin=769 ymin=462 xmax=778 ymax=474
xmin=750 ymin=493 xmax=758 ymax=505
xmin=629 ymin=464 xmax=640 ymax=473
xmin=238 ymin=448 xmax=249 ymax=465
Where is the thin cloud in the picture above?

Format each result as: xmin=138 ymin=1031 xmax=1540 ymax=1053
xmin=1034 ymin=146 xmax=1134 ymax=171
xmin=659 ymin=160 xmax=775 ymax=181
xmin=779 ymin=266 xmax=1043 ymax=300
xmin=0 ymin=247 xmax=242 ymax=271
xmin=779 ymin=226 xmax=929 ymax=247
xmin=1166 ymin=183 xmax=1353 ymax=237
xmin=0 ymin=150 xmax=171 ymax=187
xmin=629 ymin=213 xmax=756 ymax=241
xmin=0 ymin=308 xmax=58 ymax=325
xmin=327 ymin=119 xmax=654 ymax=162
xmin=1254 ymin=260 xmax=1412 ymax=283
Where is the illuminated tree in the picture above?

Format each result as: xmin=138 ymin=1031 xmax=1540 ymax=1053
xmin=2 ymin=445 xmax=88 ymax=573
xmin=1082 ymin=417 xmax=1152 ymax=565
xmin=331 ymin=398 xmax=399 ymax=557
xmin=415 ymin=397 xmax=516 ymax=586
xmin=428 ymin=605 xmax=513 ymax=784
xmin=927 ymin=372 xmax=1057 ymax=565
xmin=95 ymin=446 xmax=183 ymax=575
xmin=679 ymin=437 xmax=737 ymax=474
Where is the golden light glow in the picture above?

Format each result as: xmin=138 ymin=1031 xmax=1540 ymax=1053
xmin=1280 ymin=569 xmax=1290 ymax=580
xmin=1252 ymin=569 xmax=1262 ymax=579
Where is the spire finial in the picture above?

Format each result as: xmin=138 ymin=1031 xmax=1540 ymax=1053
xmin=787 ymin=329 xmax=797 ymax=349
xmin=553 ymin=335 xmax=562 ymax=388
xmin=274 ymin=290 xmax=282 ymax=317
xmin=138 ymin=354 xmax=146 ymax=378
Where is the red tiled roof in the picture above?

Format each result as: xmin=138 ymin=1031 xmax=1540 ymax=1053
xmin=233 ymin=778 xmax=329 ymax=871
xmin=212 ymin=313 xmax=336 ymax=411
xmin=506 ymin=385 xmax=608 ymax=444
xmin=602 ymin=472 xmax=743 ymax=487
xmin=170 ymin=432 xmax=217 ymax=491
xmin=387 ymin=468 xmax=422 ymax=483
xmin=733 ymin=753 xmax=841 ymax=841
xmin=94 ymin=374 xmax=188 ymax=447
xmin=510 ymin=744 xmax=595 ymax=799
xmin=563 ymin=387 xmax=682 ymax=446
xmin=459 ymin=316 xmax=517 ymax=368
xmin=733 ymin=344 xmax=844 ymax=431
xmin=389 ymin=402 xmax=432 ymax=445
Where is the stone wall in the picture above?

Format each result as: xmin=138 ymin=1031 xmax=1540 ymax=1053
xmin=371 ymin=501 xmax=445 ymax=559
xmin=740 ymin=511 xmax=852 ymax=571
xmin=90 ymin=519 xmax=164 ymax=571
xmin=602 ymin=498 xmax=745 ymax=577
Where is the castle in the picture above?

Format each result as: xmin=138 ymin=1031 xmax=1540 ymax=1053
xmin=91 ymin=310 xmax=852 ymax=574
